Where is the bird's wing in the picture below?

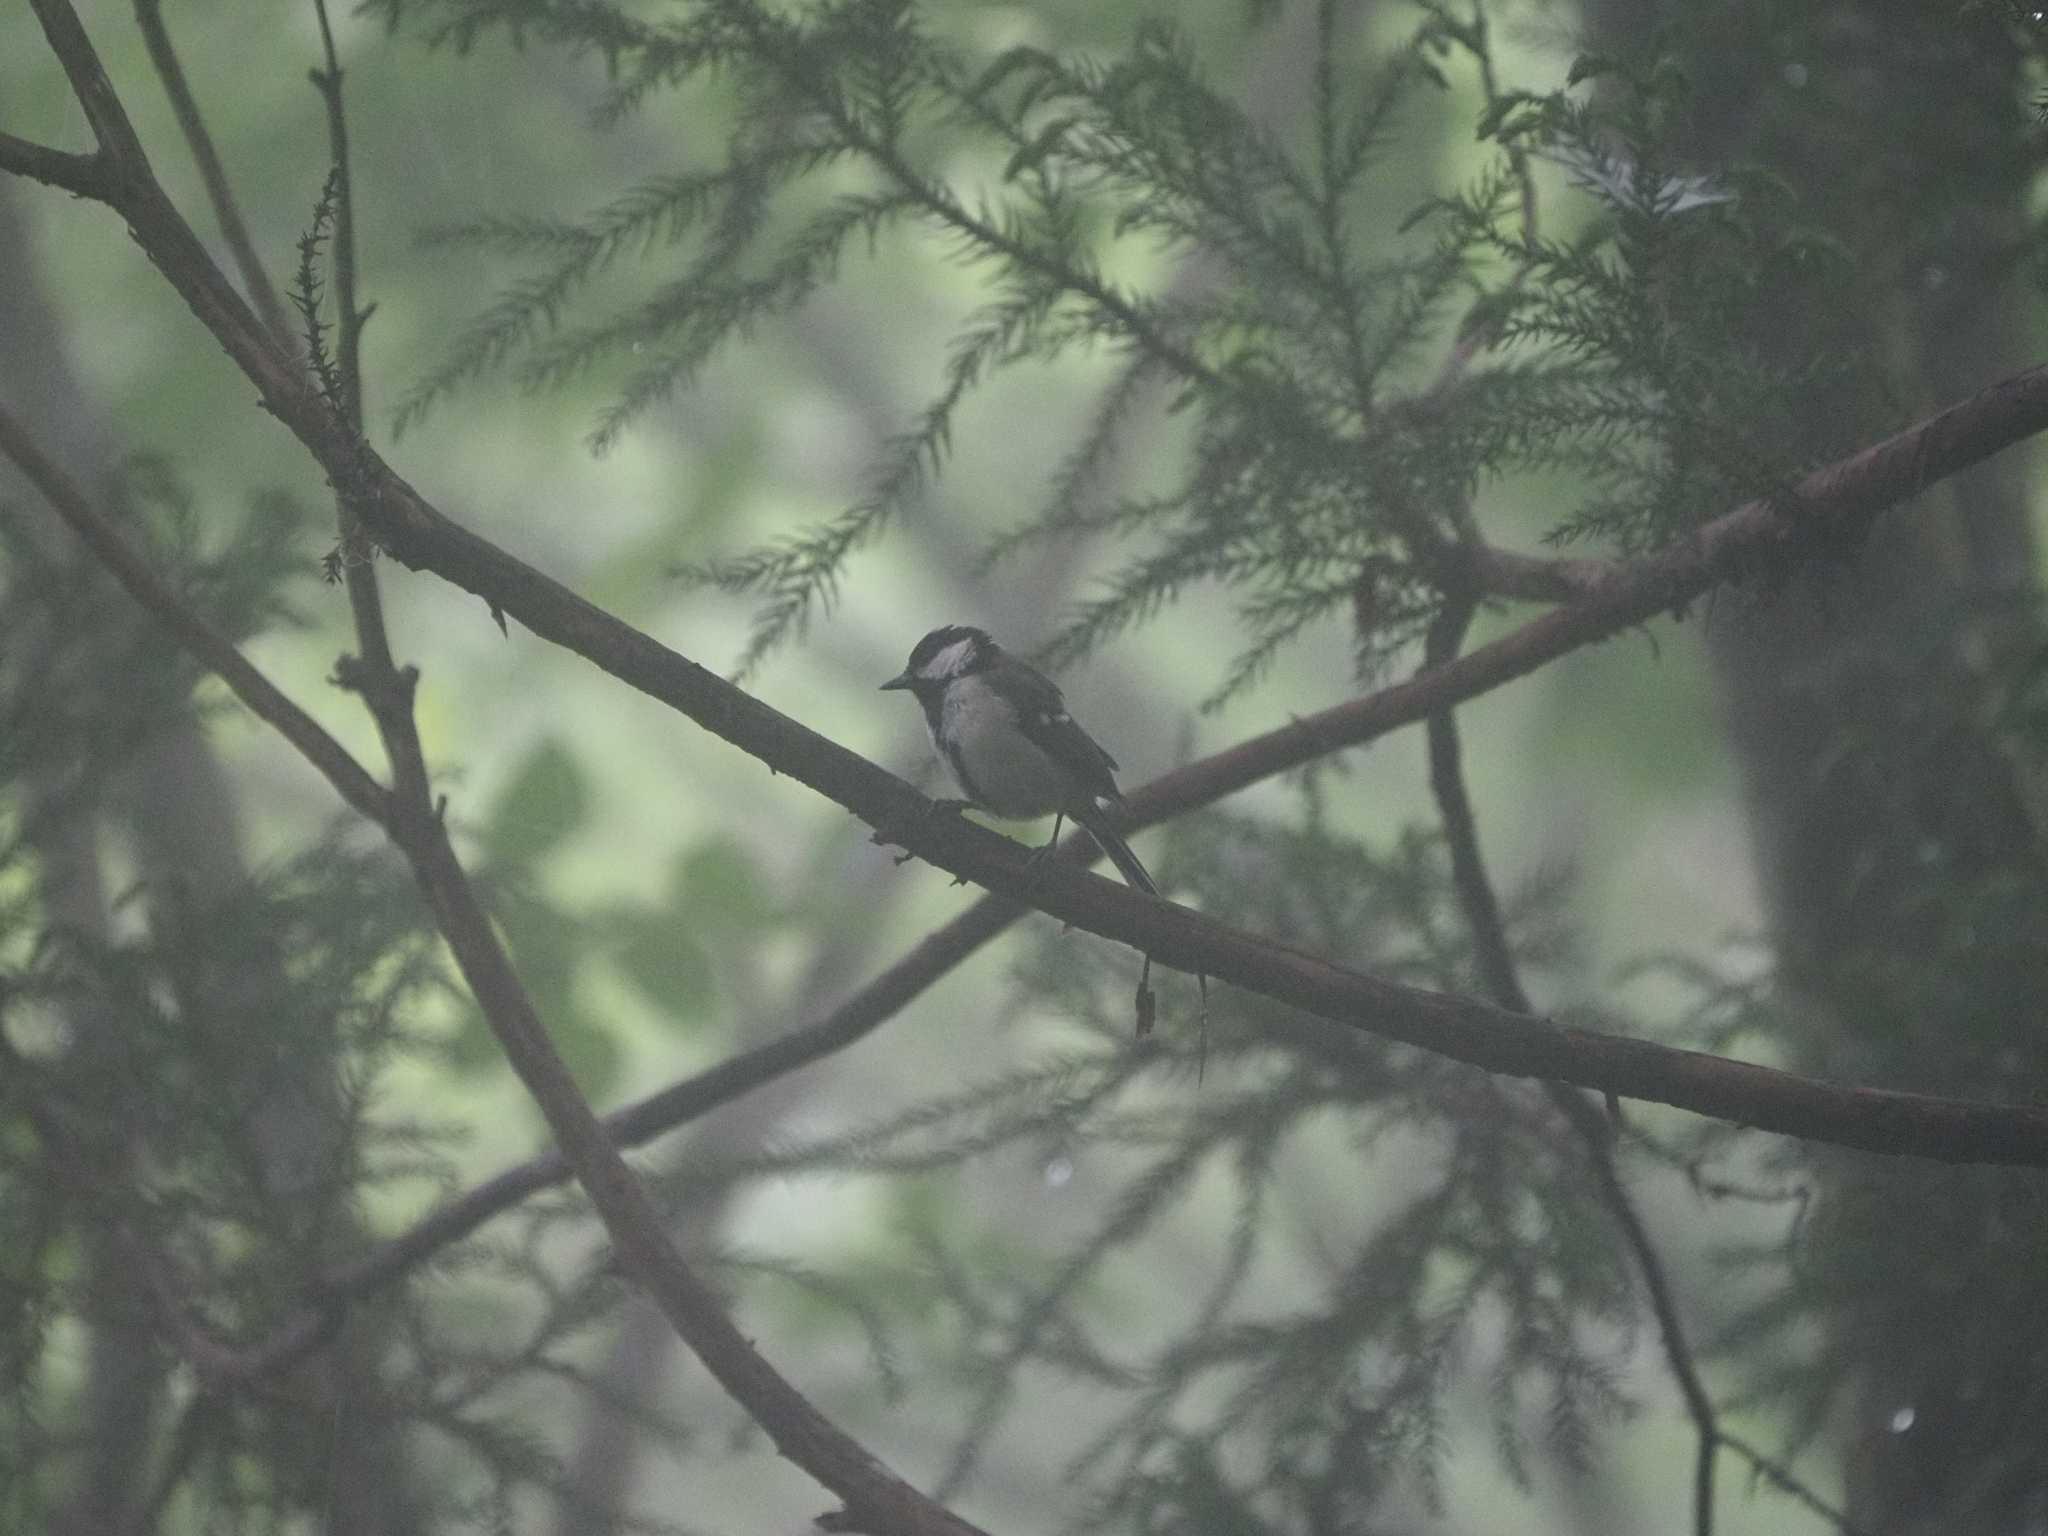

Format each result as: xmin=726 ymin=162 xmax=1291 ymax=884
xmin=1000 ymin=657 xmax=1124 ymax=803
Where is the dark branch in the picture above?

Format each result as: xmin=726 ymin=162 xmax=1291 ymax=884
xmin=0 ymin=396 xmax=985 ymax=1536
xmin=310 ymin=0 xmax=366 ymax=426
xmin=1424 ymin=586 xmax=1719 ymax=1536
xmin=13 ymin=15 xmax=2048 ymax=1158
xmin=304 ymin=0 xmax=420 ymax=795
xmin=1721 ymin=1431 xmax=1872 ymax=1536
xmin=1590 ymin=1148 xmax=1719 ymax=1535
xmin=28 ymin=0 xmax=151 ymax=174
xmin=0 ymin=130 xmax=111 ymax=198
xmin=0 ymin=401 xmax=392 ymax=827
xmin=1422 ymin=593 xmax=1862 ymax=1536
xmin=18 ymin=0 xmax=2048 ymax=1153
xmin=394 ymin=786 xmax=993 ymax=1536
xmin=133 ymin=0 xmax=297 ymax=350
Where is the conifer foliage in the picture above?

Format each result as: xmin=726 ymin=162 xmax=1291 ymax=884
xmin=3 ymin=1 xmax=2046 ymax=1534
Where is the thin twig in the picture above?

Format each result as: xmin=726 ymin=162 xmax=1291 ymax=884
xmin=1420 ymin=598 xmax=1852 ymax=1536
xmin=1720 ymin=1430 xmax=1872 ymax=1536
xmin=133 ymin=0 xmax=297 ymax=350
xmin=310 ymin=0 xmax=366 ymax=425
xmin=305 ymin=14 xmax=986 ymax=1529
xmin=1468 ymin=0 xmax=1538 ymax=248
xmin=0 ymin=397 xmax=988 ymax=1536
xmin=1422 ymin=595 xmax=1718 ymax=1535
xmin=0 ymin=129 xmax=110 ymax=197
xmin=0 ymin=402 xmax=392 ymax=826
xmin=304 ymin=0 xmax=418 ymax=791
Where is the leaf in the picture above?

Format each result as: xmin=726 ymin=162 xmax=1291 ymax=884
xmin=482 ymin=736 xmax=591 ymax=866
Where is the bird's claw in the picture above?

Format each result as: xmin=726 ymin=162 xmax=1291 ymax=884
xmin=875 ymin=796 xmax=980 ymax=874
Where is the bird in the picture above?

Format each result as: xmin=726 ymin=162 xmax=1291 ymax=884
xmin=880 ymin=624 xmax=1157 ymax=895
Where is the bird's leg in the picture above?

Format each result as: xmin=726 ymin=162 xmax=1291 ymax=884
xmin=1039 ymin=812 xmax=1067 ymax=858
xmin=1024 ymin=819 xmax=1073 ymax=901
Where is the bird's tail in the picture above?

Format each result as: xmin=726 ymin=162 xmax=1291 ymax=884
xmin=1080 ymin=805 xmax=1206 ymax=1049
xmin=1078 ymin=809 xmax=1157 ymax=896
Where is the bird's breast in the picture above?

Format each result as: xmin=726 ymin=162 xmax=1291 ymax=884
xmin=936 ymin=677 xmax=1068 ymax=819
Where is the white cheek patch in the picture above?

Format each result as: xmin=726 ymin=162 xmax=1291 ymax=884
xmin=918 ymin=636 xmax=977 ymax=680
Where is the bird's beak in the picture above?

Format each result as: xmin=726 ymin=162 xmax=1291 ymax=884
xmin=880 ymin=670 xmax=912 ymax=692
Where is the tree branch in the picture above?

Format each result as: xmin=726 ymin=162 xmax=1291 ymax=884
xmin=310 ymin=0 xmax=366 ymax=424
xmin=0 ymin=130 xmax=111 ymax=198
xmin=0 ymin=402 xmax=989 ymax=1536
xmin=28 ymin=0 xmax=152 ymax=175
xmin=7 ymin=5 xmax=2006 ymax=1523
xmin=16 ymin=0 xmax=2048 ymax=1164
xmin=305 ymin=0 xmax=424 ymax=802
xmin=394 ymin=799 xmax=993 ymax=1536
xmin=13 ymin=0 xmax=2048 ymax=1155
xmin=1423 ymin=597 xmax=1720 ymax=1536
xmin=1721 ymin=1431 xmax=1871 ymax=1536
xmin=0 ymin=402 xmax=392 ymax=827
xmin=1422 ymin=595 xmax=1869 ymax=1536
xmin=133 ymin=0 xmax=297 ymax=350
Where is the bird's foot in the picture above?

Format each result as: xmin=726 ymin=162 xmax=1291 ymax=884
xmin=874 ymin=797 xmax=976 ymax=866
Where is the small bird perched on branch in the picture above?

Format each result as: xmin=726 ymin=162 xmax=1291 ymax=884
xmin=884 ymin=624 xmax=1209 ymax=1044
xmin=881 ymin=624 xmax=1157 ymax=895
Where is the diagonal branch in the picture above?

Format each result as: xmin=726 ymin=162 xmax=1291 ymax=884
xmin=16 ymin=0 xmax=2048 ymax=1165
xmin=15 ymin=0 xmax=2048 ymax=1148
xmin=12 ymin=12 xmax=990 ymax=1528
xmin=394 ymin=792 xmax=993 ymax=1536
xmin=133 ymin=0 xmax=297 ymax=349
xmin=0 ymin=401 xmax=391 ymax=826
xmin=0 ymin=130 xmax=112 ymax=198
xmin=1721 ymin=1431 xmax=1871 ymax=1536
xmin=0 ymin=405 xmax=989 ymax=1536
xmin=7 ymin=8 xmax=1998 ymax=1527
xmin=24 ymin=0 xmax=153 ymax=181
